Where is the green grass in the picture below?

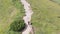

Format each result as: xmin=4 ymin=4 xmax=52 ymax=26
xmin=0 ymin=0 xmax=24 ymax=34
xmin=50 ymin=0 xmax=60 ymax=4
xmin=27 ymin=0 xmax=60 ymax=34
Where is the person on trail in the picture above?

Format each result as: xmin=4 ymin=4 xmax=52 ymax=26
xmin=28 ymin=21 xmax=32 ymax=25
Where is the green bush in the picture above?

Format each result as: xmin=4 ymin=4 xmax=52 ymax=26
xmin=10 ymin=18 xmax=26 ymax=32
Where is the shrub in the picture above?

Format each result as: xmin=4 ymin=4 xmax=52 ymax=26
xmin=10 ymin=18 xmax=26 ymax=32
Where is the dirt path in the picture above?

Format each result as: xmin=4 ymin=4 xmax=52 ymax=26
xmin=20 ymin=0 xmax=34 ymax=34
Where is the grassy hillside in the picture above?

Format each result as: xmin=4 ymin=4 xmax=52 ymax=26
xmin=27 ymin=0 xmax=60 ymax=34
xmin=0 ymin=0 xmax=24 ymax=34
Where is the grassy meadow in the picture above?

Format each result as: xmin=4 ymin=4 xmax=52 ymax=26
xmin=0 ymin=0 xmax=25 ymax=34
xmin=27 ymin=0 xmax=60 ymax=34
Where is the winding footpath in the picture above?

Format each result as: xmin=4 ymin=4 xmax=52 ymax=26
xmin=20 ymin=0 xmax=34 ymax=34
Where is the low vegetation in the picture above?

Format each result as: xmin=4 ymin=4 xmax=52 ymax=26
xmin=0 ymin=0 xmax=25 ymax=34
xmin=27 ymin=0 xmax=60 ymax=34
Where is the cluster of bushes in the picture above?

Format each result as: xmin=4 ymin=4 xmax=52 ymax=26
xmin=10 ymin=18 xmax=26 ymax=32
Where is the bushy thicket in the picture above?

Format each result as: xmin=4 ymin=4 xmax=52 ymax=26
xmin=10 ymin=18 xmax=26 ymax=32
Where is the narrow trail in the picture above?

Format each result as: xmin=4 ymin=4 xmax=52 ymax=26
xmin=20 ymin=0 xmax=34 ymax=34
